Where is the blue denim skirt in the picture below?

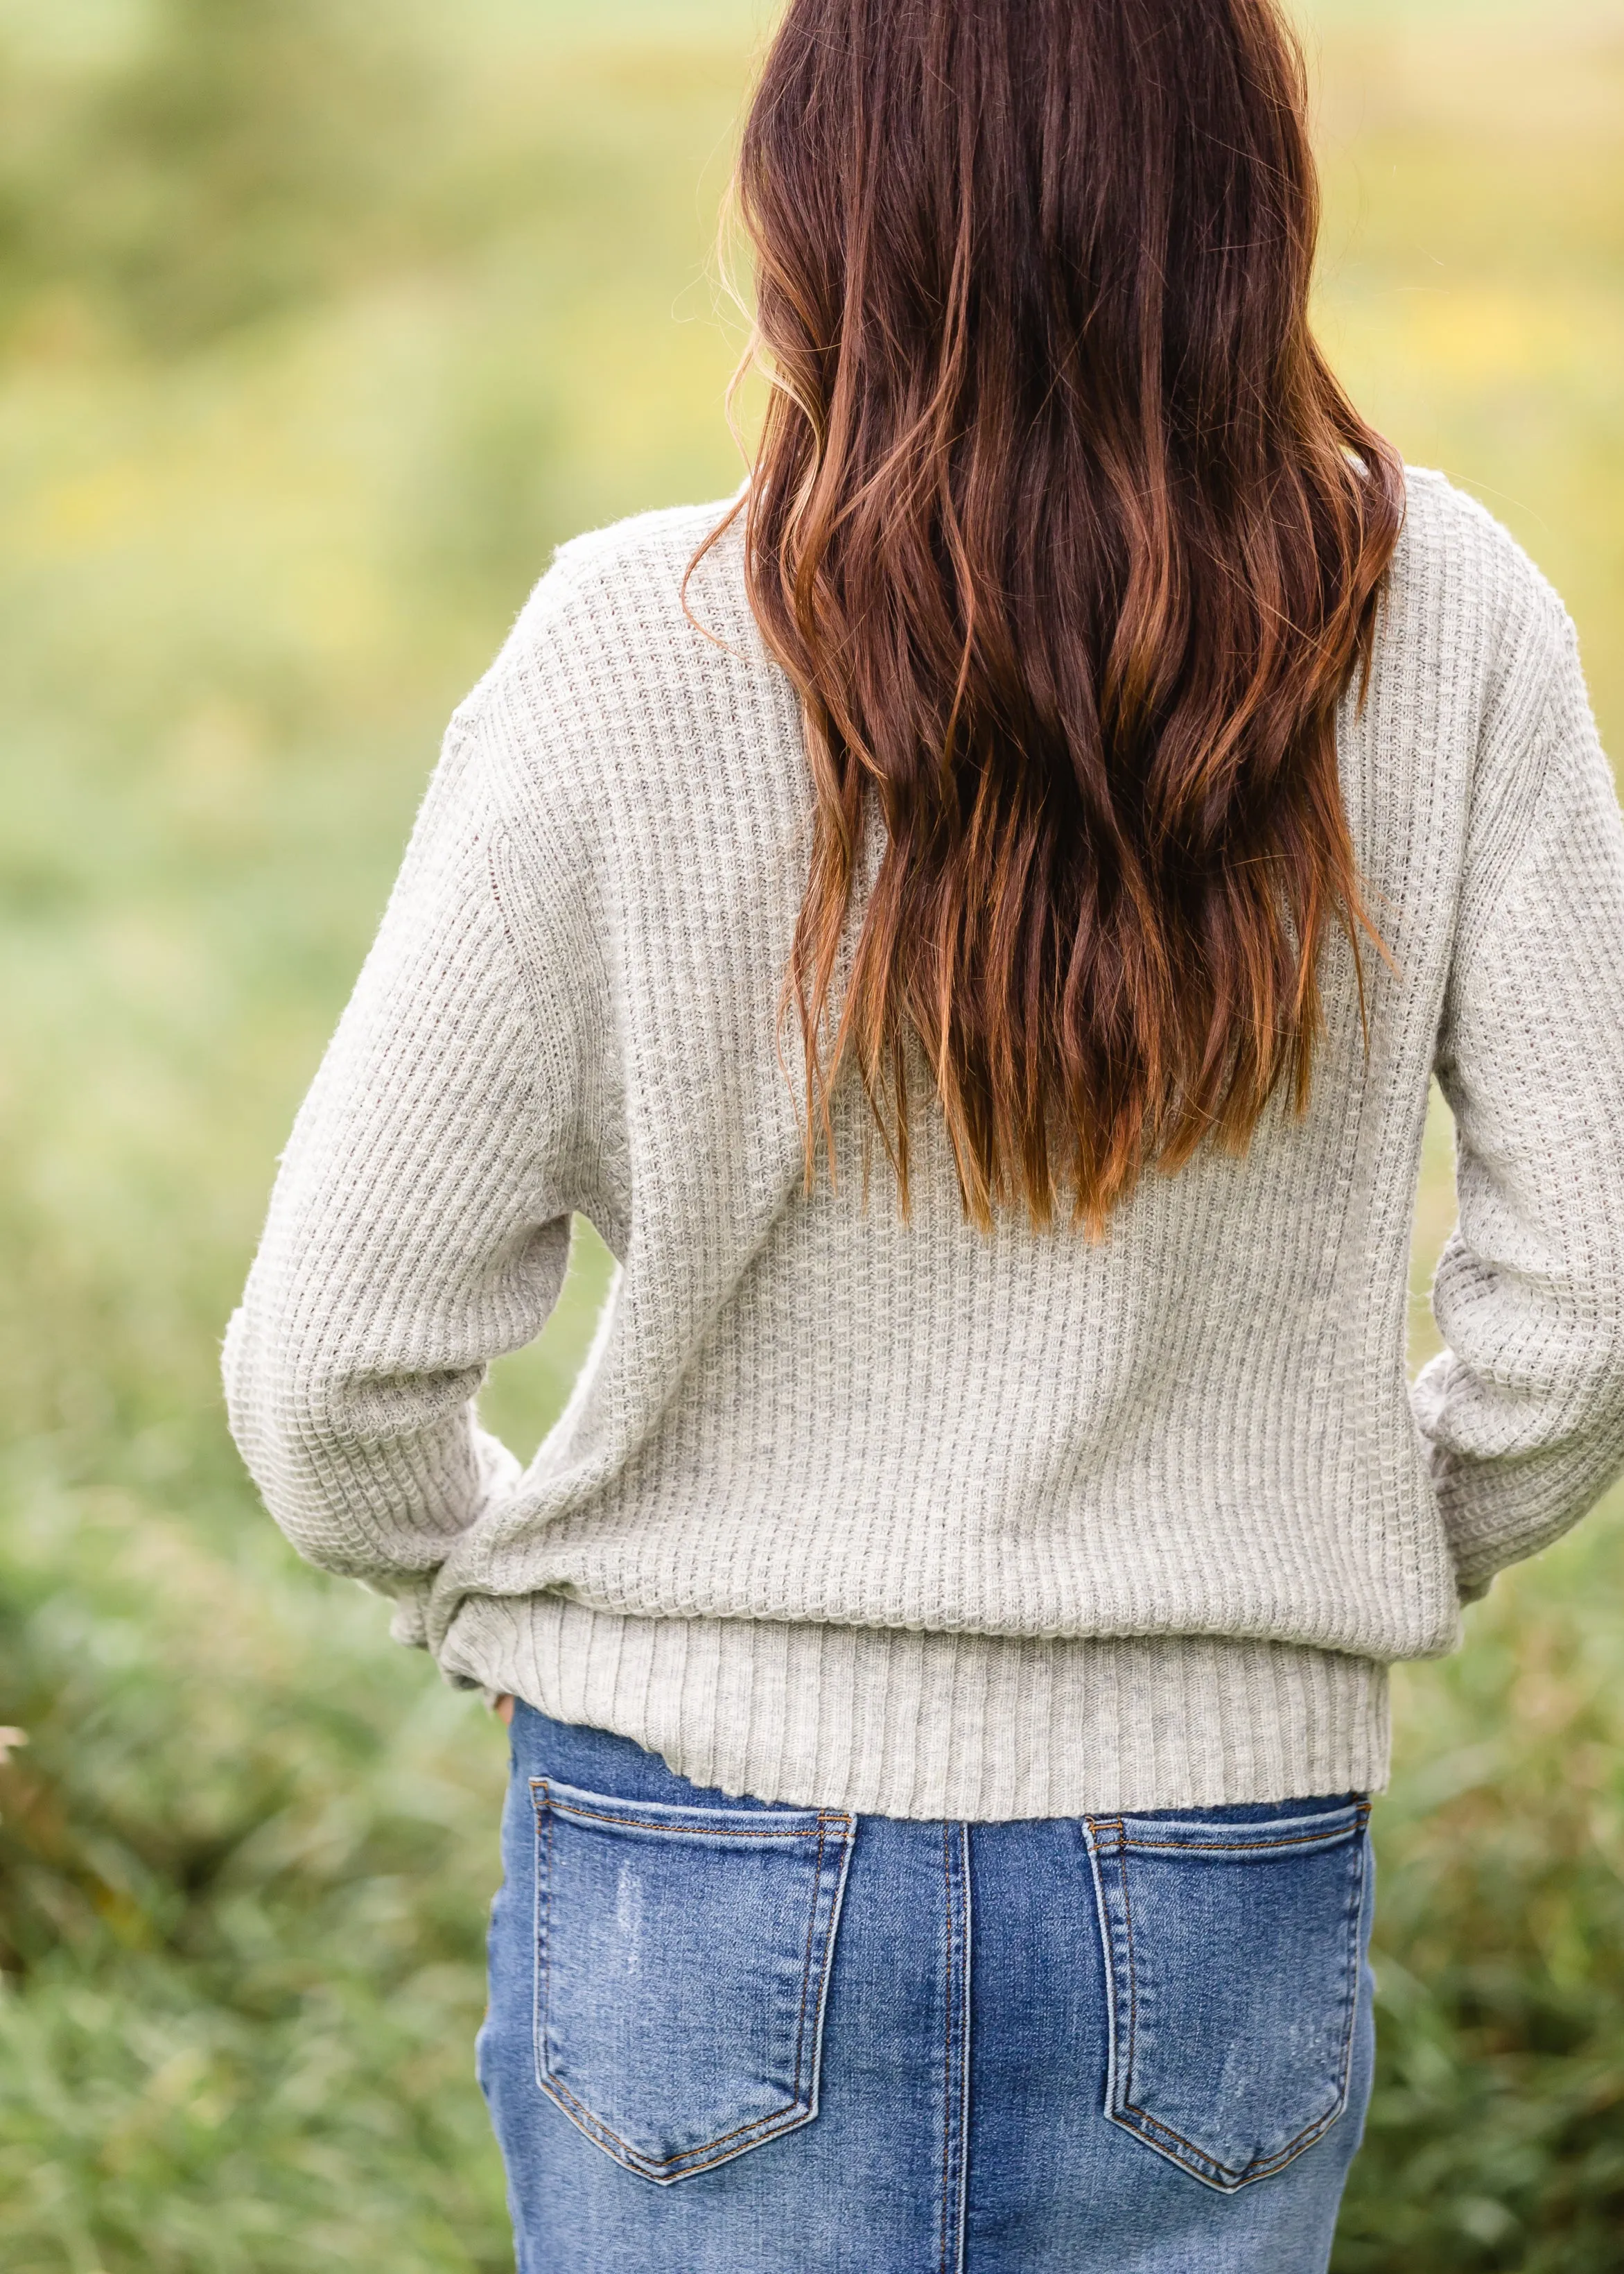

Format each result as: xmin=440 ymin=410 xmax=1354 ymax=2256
xmin=480 ymin=1703 xmax=1375 ymax=2273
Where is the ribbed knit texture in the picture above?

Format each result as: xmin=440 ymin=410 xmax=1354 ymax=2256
xmin=225 ymin=468 xmax=1624 ymax=1819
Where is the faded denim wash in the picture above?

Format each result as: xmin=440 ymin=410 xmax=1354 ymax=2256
xmin=480 ymin=1703 xmax=1376 ymax=2273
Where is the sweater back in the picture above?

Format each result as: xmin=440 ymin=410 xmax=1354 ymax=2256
xmin=225 ymin=467 xmax=1624 ymax=1817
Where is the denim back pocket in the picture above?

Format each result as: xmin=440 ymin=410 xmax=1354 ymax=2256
xmin=1083 ymin=1799 xmax=1370 ymax=2192
xmin=531 ymin=1777 xmax=855 ymax=2184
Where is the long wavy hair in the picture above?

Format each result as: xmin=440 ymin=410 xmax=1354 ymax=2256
xmin=700 ymin=0 xmax=1404 ymax=1233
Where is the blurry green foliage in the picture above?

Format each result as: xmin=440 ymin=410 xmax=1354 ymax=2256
xmin=0 ymin=0 xmax=433 ymax=352
xmin=0 ymin=1487 xmax=514 ymax=2269
xmin=1336 ymin=1512 xmax=1624 ymax=2270
xmin=0 ymin=1 xmax=1621 ymax=2268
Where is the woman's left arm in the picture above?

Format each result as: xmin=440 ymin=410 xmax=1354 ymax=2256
xmin=223 ymin=693 xmax=598 ymax=1645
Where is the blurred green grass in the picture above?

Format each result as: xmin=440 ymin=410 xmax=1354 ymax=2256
xmin=0 ymin=1 xmax=1620 ymax=2266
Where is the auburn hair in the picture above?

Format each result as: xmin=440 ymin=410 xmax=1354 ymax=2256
xmin=701 ymin=0 xmax=1404 ymax=1233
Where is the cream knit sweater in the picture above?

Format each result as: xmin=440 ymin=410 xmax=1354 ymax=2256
xmin=225 ymin=469 xmax=1624 ymax=1819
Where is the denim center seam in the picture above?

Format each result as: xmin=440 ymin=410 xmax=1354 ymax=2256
xmin=939 ymin=1823 xmax=971 ymax=2274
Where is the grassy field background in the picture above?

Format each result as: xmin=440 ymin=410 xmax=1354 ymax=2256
xmin=1 ymin=1 xmax=1621 ymax=2266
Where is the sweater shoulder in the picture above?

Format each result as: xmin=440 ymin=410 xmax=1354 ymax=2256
xmin=505 ymin=497 xmax=759 ymax=680
xmin=1389 ymin=469 xmax=1600 ymax=928
xmin=1393 ymin=464 xmax=1571 ymax=664
xmin=459 ymin=497 xmax=774 ymax=759
xmin=442 ymin=498 xmax=797 ymax=869
xmin=546 ymin=496 xmax=740 ymax=593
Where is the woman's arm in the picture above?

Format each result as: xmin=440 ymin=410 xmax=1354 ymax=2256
xmin=1414 ymin=610 xmax=1624 ymax=1599
xmin=223 ymin=696 xmax=597 ymax=1642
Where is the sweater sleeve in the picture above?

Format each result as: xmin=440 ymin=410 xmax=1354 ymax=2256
xmin=1413 ymin=610 xmax=1624 ymax=1600
xmin=222 ymin=697 xmax=597 ymax=1643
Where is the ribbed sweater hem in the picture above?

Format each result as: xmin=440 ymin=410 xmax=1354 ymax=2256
xmin=439 ymin=1592 xmax=1390 ymax=1819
